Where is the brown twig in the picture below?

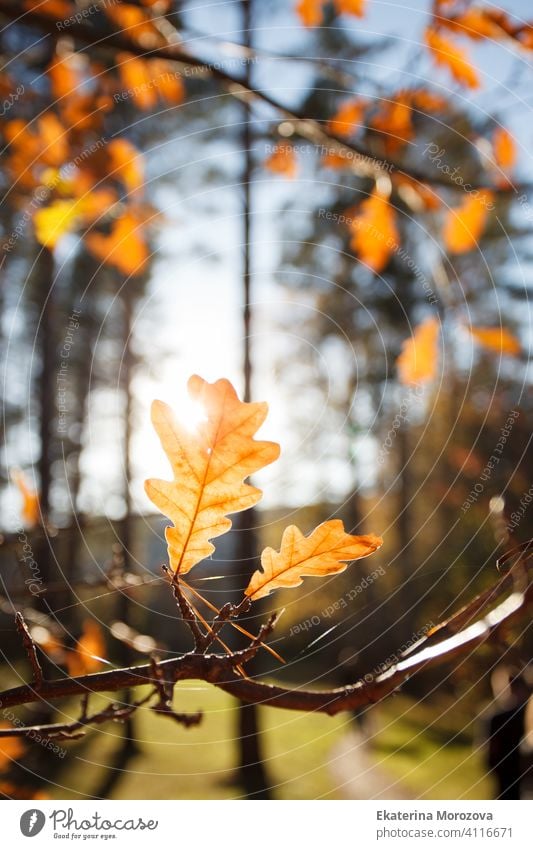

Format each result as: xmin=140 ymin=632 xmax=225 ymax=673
xmin=15 ymin=612 xmax=43 ymax=688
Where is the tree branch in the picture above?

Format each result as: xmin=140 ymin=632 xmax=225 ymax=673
xmin=0 ymin=1 xmax=531 ymax=195
xmin=0 ymin=550 xmax=530 ymax=718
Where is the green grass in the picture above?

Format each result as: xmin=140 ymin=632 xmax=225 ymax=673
xmin=50 ymin=682 xmax=346 ymax=800
xmin=370 ymin=695 xmax=492 ymax=800
xmin=45 ymin=687 xmax=492 ymax=800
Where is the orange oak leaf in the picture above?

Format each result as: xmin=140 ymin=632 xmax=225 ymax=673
xmin=264 ymin=146 xmax=298 ymax=178
xmin=397 ymin=317 xmax=440 ymax=385
xmin=145 ymin=376 xmax=280 ymax=575
xmin=469 ymin=326 xmax=521 ymax=357
xmin=425 ymin=28 xmax=480 ymax=88
xmin=246 ymin=520 xmax=382 ymax=600
xmin=328 ymin=99 xmax=365 ymax=138
xmin=66 ymin=620 xmax=106 ymax=677
xmin=443 ymin=190 xmax=493 ymax=254
xmin=349 ymin=187 xmax=399 ymax=272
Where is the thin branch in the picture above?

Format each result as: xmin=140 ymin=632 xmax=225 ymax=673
xmin=0 ymin=551 xmax=530 ymax=717
xmin=15 ymin=612 xmax=43 ymax=688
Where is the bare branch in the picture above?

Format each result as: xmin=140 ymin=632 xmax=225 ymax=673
xmin=0 ymin=551 xmax=529 ymax=718
xmin=15 ymin=612 xmax=43 ymax=688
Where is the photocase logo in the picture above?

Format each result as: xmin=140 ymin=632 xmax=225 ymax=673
xmin=20 ymin=809 xmax=46 ymax=837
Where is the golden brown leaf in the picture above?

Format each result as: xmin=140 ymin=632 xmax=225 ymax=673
xmin=246 ymin=520 xmax=382 ymax=601
xmin=425 ymin=27 xmax=480 ymax=88
xmin=469 ymin=326 xmax=521 ymax=357
xmin=145 ymin=376 xmax=280 ymax=575
xmin=442 ymin=190 xmax=493 ymax=254
xmin=349 ymin=187 xmax=399 ymax=272
xmin=66 ymin=620 xmax=106 ymax=677
xmin=397 ymin=317 xmax=440 ymax=385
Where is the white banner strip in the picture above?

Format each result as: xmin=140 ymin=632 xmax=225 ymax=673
xmin=3 ymin=800 xmax=532 ymax=848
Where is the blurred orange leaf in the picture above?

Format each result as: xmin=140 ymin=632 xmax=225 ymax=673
xmin=264 ymin=146 xmax=298 ymax=178
xmin=493 ymin=127 xmax=516 ymax=173
xmin=66 ymin=620 xmax=106 ymax=677
xmin=425 ymin=28 xmax=480 ymax=88
xmin=0 ymin=725 xmax=26 ymax=773
xmin=334 ymin=0 xmax=366 ymax=15
xmin=328 ymin=98 xmax=365 ymax=138
xmin=85 ymin=211 xmax=149 ymax=275
xmin=145 ymin=376 xmax=280 ymax=575
xmin=397 ymin=317 xmax=440 ymax=385
xmin=107 ymin=138 xmax=145 ymax=194
xmin=11 ymin=470 xmax=40 ymax=527
xmin=296 ymin=0 xmax=324 ymax=26
xmin=349 ymin=187 xmax=399 ymax=272
xmin=442 ymin=190 xmax=493 ymax=254
xmin=48 ymin=54 xmax=80 ymax=100
xmin=469 ymin=326 xmax=521 ymax=357
xmin=246 ymin=520 xmax=382 ymax=601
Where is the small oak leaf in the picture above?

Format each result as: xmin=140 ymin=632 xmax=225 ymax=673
xmin=246 ymin=520 xmax=382 ymax=600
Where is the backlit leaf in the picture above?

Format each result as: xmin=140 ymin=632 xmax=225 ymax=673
xmin=397 ymin=317 xmax=440 ymax=385
xmin=246 ymin=520 xmax=382 ymax=601
xmin=145 ymin=376 xmax=280 ymax=575
xmin=334 ymin=0 xmax=366 ymax=16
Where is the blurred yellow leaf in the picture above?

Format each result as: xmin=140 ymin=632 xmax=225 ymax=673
xmin=34 ymin=199 xmax=80 ymax=248
xmin=145 ymin=376 xmax=280 ymax=575
xmin=397 ymin=317 xmax=440 ymax=385
xmin=246 ymin=520 xmax=382 ymax=600
xmin=349 ymin=187 xmax=399 ymax=272
xmin=469 ymin=326 xmax=521 ymax=357
xmin=443 ymin=190 xmax=493 ymax=254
